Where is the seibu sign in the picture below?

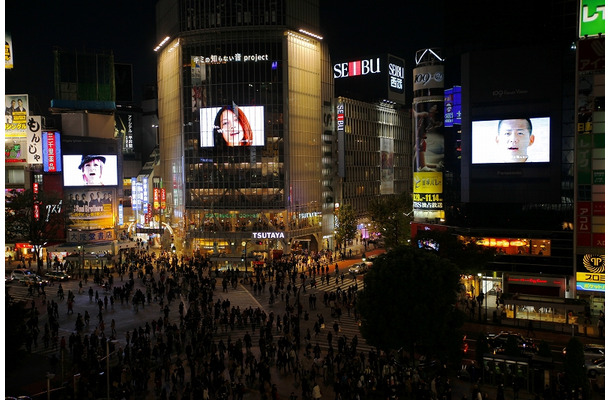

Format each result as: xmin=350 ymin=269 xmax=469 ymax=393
xmin=334 ymin=58 xmax=381 ymax=78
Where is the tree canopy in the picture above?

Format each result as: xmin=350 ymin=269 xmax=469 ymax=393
xmin=334 ymin=203 xmax=358 ymax=250
xmin=412 ymin=230 xmax=496 ymax=274
xmin=368 ymin=192 xmax=412 ymax=248
xmin=356 ymin=245 xmax=465 ymax=364
xmin=5 ymin=189 xmax=66 ymax=269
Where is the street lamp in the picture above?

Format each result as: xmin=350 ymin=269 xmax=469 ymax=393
xmin=477 ymin=273 xmax=483 ymax=322
xmin=102 ymin=339 xmax=119 ymax=400
xmin=46 ymin=372 xmax=55 ymax=400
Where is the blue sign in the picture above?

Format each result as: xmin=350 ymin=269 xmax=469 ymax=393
xmin=444 ymin=86 xmax=462 ymax=127
xmin=576 ymin=281 xmax=605 ymax=292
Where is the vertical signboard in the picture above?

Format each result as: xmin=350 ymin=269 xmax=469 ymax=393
xmin=337 ymin=102 xmax=345 ymax=178
xmin=43 ymin=131 xmax=62 ymax=172
xmin=26 ymin=116 xmax=43 ymax=165
xmin=444 ymin=86 xmax=462 ymax=127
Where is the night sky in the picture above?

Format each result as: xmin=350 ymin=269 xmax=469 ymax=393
xmin=5 ymin=1 xmax=443 ymax=114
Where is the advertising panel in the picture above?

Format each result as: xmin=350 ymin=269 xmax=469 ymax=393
xmin=387 ymin=55 xmax=405 ymax=94
xmin=413 ymin=65 xmax=444 ymax=91
xmin=472 ymin=117 xmax=551 ymax=164
xmin=413 ymin=172 xmax=443 ymax=210
xmin=380 ymin=137 xmax=394 ymax=195
xmin=67 ymin=229 xmax=115 ymax=244
xmin=66 ymin=189 xmax=115 ymax=230
xmin=26 ymin=116 xmax=43 ymax=164
xmin=42 ymin=131 xmax=62 ymax=172
xmin=62 ymin=154 xmax=119 ymax=186
xmin=579 ymin=0 xmax=605 ymax=37
xmin=444 ymin=86 xmax=462 ymax=127
xmin=576 ymin=253 xmax=605 ymax=292
xmin=5 ymin=94 xmax=29 ymax=137
xmin=333 ymin=54 xmax=406 ymax=105
xmin=5 ymin=138 xmax=26 ymax=163
xmin=199 ymin=105 xmax=265 ymax=148
xmin=5 ymin=32 xmax=14 ymax=69
xmin=414 ymin=100 xmax=444 ymax=172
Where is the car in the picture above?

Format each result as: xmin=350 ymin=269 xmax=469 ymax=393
xmin=45 ymin=271 xmax=71 ymax=281
xmin=562 ymin=343 xmax=605 ymax=361
xmin=21 ymin=274 xmax=50 ymax=287
xmin=487 ymin=331 xmax=538 ymax=356
xmin=6 ymin=274 xmax=14 ymax=284
xmin=10 ymin=268 xmax=33 ymax=281
xmin=348 ymin=261 xmax=372 ymax=275
xmin=586 ymin=357 xmax=605 ymax=378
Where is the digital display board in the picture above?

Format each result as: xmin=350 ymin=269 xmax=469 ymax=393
xmin=472 ymin=117 xmax=550 ymax=164
xmin=199 ymin=105 xmax=265 ymax=148
xmin=62 ymin=154 xmax=119 ymax=187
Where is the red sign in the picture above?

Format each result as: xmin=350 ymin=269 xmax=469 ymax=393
xmin=160 ymin=188 xmax=166 ymax=210
xmin=45 ymin=132 xmax=57 ymax=172
xmin=34 ymin=203 xmax=40 ymax=221
xmin=153 ymin=188 xmax=160 ymax=210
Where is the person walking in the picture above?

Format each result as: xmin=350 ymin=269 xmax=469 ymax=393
xmin=312 ymin=381 xmax=323 ymax=399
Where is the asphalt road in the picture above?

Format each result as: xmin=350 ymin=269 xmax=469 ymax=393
xmin=3 ymin=247 xmax=605 ymax=399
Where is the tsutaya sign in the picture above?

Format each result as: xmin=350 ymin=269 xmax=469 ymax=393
xmin=252 ymin=232 xmax=285 ymax=239
xmin=334 ymin=57 xmax=381 ymax=78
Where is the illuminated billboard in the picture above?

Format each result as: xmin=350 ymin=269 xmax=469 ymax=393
xmin=472 ymin=117 xmax=551 ymax=164
xmin=66 ymin=189 xmax=115 ymax=230
xmin=62 ymin=154 xmax=119 ymax=187
xmin=414 ymin=100 xmax=445 ymax=172
xmin=576 ymin=253 xmax=605 ymax=292
xmin=42 ymin=131 xmax=62 ymax=172
xmin=333 ymin=54 xmax=406 ymax=105
xmin=579 ymin=0 xmax=605 ymax=37
xmin=5 ymin=32 xmax=13 ymax=69
xmin=5 ymin=94 xmax=29 ymax=137
xmin=199 ymin=105 xmax=265 ymax=148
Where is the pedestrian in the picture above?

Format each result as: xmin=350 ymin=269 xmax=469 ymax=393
xmin=312 ymin=381 xmax=323 ymax=399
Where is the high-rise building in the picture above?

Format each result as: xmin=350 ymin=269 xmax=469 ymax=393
xmin=154 ymin=0 xmax=333 ymax=262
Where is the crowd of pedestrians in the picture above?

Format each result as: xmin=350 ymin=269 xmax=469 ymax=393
xmin=14 ymin=248 xmax=475 ymax=399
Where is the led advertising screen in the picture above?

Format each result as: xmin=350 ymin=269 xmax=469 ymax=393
xmin=62 ymin=154 xmax=119 ymax=187
xmin=472 ymin=117 xmax=551 ymax=164
xmin=200 ymin=105 xmax=265 ymax=148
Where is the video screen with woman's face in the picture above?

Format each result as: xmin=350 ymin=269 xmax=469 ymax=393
xmin=200 ymin=105 xmax=265 ymax=148
xmin=62 ymin=154 xmax=119 ymax=187
xmin=471 ymin=117 xmax=551 ymax=164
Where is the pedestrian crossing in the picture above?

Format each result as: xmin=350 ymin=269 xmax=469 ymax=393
xmin=211 ymin=274 xmax=374 ymax=355
xmin=6 ymin=283 xmax=61 ymax=304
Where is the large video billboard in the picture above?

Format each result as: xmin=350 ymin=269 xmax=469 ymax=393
xmin=472 ymin=117 xmax=551 ymax=164
xmin=460 ymin=45 xmax=562 ymax=204
xmin=63 ymin=154 xmax=119 ymax=187
xmin=199 ymin=105 xmax=265 ymax=147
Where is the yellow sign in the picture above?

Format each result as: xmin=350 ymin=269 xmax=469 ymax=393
xmin=577 ymin=272 xmax=605 ymax=282
xmin=413 ymin=171 xmax=442 ymax=194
